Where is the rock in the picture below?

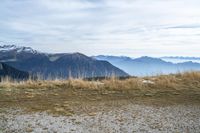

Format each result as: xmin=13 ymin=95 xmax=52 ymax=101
xmin=26 ymin=128 xmax=33 ymax=132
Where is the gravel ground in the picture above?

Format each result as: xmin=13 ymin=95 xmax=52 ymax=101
xmin=1 ymin=104 xmax=200 ymax=133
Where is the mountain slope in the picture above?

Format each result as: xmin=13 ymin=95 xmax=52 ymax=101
xmin=0 ymin=45 xmax=128 ymax=79
xmin=94 ymin=55 xmax=200 ymax=76
xmin=0 ymin=63 xmax=29 ymax=81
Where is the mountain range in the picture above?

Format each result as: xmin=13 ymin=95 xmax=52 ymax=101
xmin=161 ymin=56 xmax=200 ymax=63
xmin=0 ymin=45 xmax=128 ymax=79
xmin=1 ymin=45 xmax=200 ymax=79
xmin=94 ymin=55 xmax=200 ymax=76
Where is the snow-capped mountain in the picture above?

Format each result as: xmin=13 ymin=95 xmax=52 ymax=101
xmin=0 ymin=45 xmax=38 ymax=54
xmin=0 ymin=45 xmax=128 ymax=79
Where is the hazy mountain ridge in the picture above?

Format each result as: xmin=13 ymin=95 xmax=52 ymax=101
xmin=161 ymin=56 xmax=200 ymax=63
xmin=0 ymin=45 xmax=128 ymax=79
xmin=162 ymin=56 xmax=200 ymax=60
xmin=94 ymin=55 xmax=200 ymax=76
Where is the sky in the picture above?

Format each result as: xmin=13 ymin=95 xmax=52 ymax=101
xmin=0 ymin=0 xmax=200 ymax=57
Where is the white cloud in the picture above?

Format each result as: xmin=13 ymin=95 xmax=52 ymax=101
xmin=0 ymin=0 xmax=200 ymax=56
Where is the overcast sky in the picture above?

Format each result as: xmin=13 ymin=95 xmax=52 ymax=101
xmin=0 ymin=0 xmax=200 ymax=57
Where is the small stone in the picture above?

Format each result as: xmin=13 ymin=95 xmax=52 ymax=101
xmin=88 ymin=112 xmax=97 ymax=116
xmin=26 ymin=128 xmax=33 ymax=132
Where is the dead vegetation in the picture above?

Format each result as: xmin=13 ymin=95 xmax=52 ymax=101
xmin=0 ymin=71 xmax=200 ymax=115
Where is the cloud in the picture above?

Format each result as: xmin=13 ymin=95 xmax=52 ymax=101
xmin=0 ymin=0 xmax=200 ymax=56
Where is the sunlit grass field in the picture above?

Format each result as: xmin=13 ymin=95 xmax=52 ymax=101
xmin=0 ymin=71 xmax=200 ymax=116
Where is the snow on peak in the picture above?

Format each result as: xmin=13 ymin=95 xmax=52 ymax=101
xmin=0 ymin=45 xmax=38 ymax=54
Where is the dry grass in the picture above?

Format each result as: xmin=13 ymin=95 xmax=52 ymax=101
xmin=1 ymin=71 xmax=199 ymax=89
xmin=0 ymin=71 xmax=200 ymax=115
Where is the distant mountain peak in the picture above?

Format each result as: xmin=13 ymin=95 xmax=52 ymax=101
xmin=0 ymin=45 xmax=38 ymax=54
xmin=0 ymin=46 xmax=128 ymax=78
xmin=133 ymin=56 xmax=164 ymax=62
xmin=94 ymin=55 xmax=133 ymax=62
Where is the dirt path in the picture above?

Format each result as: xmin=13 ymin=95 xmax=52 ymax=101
xmin=1 ymin=104 xmax=200 ymax=133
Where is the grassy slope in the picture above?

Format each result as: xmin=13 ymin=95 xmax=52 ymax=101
xmin=0 ymin=72 xmax=200 ymax=115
